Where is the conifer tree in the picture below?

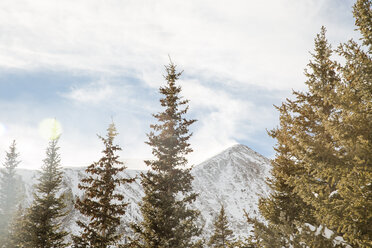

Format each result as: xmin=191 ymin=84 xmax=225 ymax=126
xmin=305 ymin=1 xmax=371 ymax=246
xmin=282 ymin=1 xmax=371 ymax=246
xmin=247 ymin=1 xmax=371 ymax=246
xmin=247 ymin=27 xmax=338 ymax=247
xmin=23 ymin=137 xmax=69 ymax=247
xmin=0 ymin=141 xmax=22 ymax=247
xmin=132 ymin=61 xmax=201 ymax=248
xmin=73 ymin=122 xmax=135 ymax=248
xmin=5 ymin=205 xmax=31 ymax=248
xmin=209 ymin=205 xmax=234 ymax=248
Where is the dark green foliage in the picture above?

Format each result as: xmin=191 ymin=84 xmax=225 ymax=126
xmin=19 ymin=138 xmax=68 ymax=247
xmin=0 ymin=141 xmax=22 ymax=247
xmin=73 ymin=122 xmax=135 ymax=248
xmin=209 ymin=205 xmax=234 ymax=248
xmin=132 ymin=61 xmax=201 ymax=248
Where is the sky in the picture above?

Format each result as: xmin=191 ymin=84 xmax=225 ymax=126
xmin=0 ymin=0 xmax=359 ymax=170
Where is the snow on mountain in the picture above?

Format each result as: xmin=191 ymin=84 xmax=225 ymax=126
xmin=13 ymin=144 xmax=271 ymax=241
xmin=192 ymin=144 xmax=271 ymax=238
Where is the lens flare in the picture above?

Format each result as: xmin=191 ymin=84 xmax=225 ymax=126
xmin=39 ymin=118 xmax=62 ymax=140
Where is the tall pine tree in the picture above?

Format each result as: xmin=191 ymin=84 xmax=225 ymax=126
xmin=247 ymin=1 xmax=371 ymax=247
xmin=132 ymin=61 xmax=201 ymax=248
xmin=209 ymin=205 xmax=234 ymax=248
xmin=23 ymin=137 xmax=69 ymax=247
xmin=5 ymin=205 xmax=31 ymax=248
xmin=73 ymin=122 xmax=135 ymax=248
xmin=304 ymin=0 xmax=371 ymax=246
xmin=247 ymin=27 xmax=338 ymax=248
xmin=0 ymin=140 xmax=22 ymax=247
xmin=283 ymin=1 xmax=372 ymax=246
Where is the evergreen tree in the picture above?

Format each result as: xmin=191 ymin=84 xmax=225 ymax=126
xmin=247 ymin=27 xmax=339 ymax=248
xmin=23 ymin=137 xmax=69 ymax=247
xmin=353 ymin=0 xmax=372 ymax=52
xmin=247 ymin=1 xmax=371 ymax=247
xmin=73 ymin=122 xmax=135 ymax=248
xmin=5 ymin=205 xmax=31 ymax=248
xmin=309 ymin=1 xmax=371 ymax=246
xmin=209 ymin=205 xmax=234 ymax=248
xmin=0 ymin=140 xmax=22 ymax=247
xmin=283 ymin=1 xmax=372 ymax=246
xmin=132 ymin=61 xmax=201 ymax=248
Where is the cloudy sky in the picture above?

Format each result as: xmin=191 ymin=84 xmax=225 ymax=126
xmin=0 ymin=0 xmax=359 ymax=170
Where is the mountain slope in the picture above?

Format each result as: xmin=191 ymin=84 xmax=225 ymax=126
xmin=13 ymin=144 xmax=271 ymax=241
xmin=192 ymin=144 xmax=271 ymax=238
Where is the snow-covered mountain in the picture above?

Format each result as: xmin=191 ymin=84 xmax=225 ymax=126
xmin=15 ymin=144 xmax=271 ymax=240
xmin=192 ymin=144 xmax=271 ymax=238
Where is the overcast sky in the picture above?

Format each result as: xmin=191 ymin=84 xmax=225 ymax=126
xmin=0 ymin=0 xmax=359 ymax=170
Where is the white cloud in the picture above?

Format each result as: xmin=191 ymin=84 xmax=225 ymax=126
xmin=0 ymin=112 xmax=150 ymax=170
xmin=181 ymin=79 xmax=277 ymax=164
xmin=0 ymin=102 xmax=101 ymax=170
xmin=0 ymin=0 xmax=357 ymax=91
xmin=65 ymin=81 xmax=114 ymax=104
xmin=0 ymin=123 xmax=45 ymax=170
xmin=0 ymin=0 xmax=358 ymax=169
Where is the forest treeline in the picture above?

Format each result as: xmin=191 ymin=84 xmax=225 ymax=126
xmin=0 ymin=0 xmax=371 ymax=247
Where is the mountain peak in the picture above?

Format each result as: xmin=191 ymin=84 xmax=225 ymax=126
xmin=224 ymin=143 xmax=254 ymax=154
xmin=196 ymin=144 xmax=270 ymax=169
xmin=13 ymin=143 xmax=272 ymax=241
xmin=191 ymin=143 xmax=272 ymax=238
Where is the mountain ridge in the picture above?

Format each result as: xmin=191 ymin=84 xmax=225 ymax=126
xmin=12 ymin=143 xmax=272 ymax=242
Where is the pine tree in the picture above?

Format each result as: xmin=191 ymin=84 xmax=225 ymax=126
xmin=246 ymin=27 xmax=338 ymax=247
xmin=247 ymin=1 xmax=372 ymax=246
xmin=132 ymin=61 xmax=201 ymax=248
xmin=209 ymin=205 xmax=234 ymax=248
xmin=73 ymin=122 xmax=135 ymax=248
xmin=23 ymin=137 xmax=68 ymax=247
xmin=0 ymin=140 xmax=22 ymax=247
xmin=5 ymin=205 xmax=31 ymax=248
xmin=353 ymin=0 xmax=372 ymax=52
xmin=283 ymin=1 xmax=372 ymax=246
xmin=308 ymin=1 xmax=371 ymax=246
